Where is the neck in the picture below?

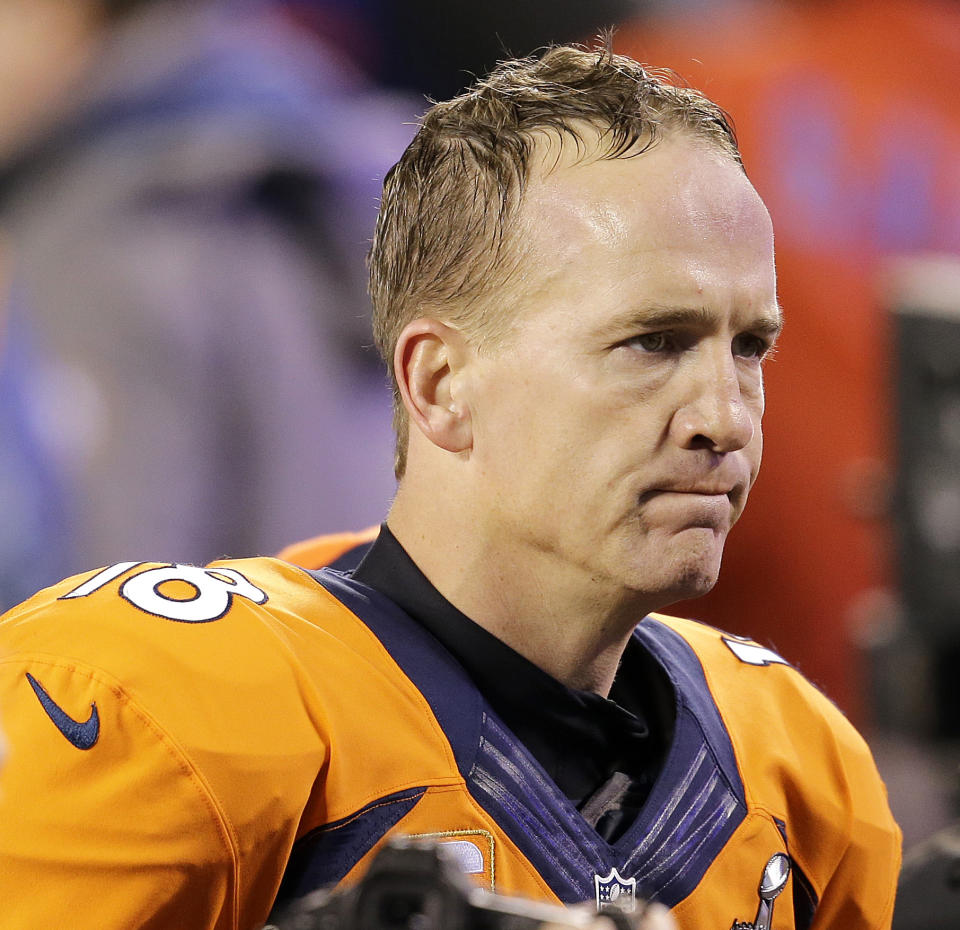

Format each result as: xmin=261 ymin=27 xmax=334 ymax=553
xmin=388 ymin=491 xmax=654 ymax=696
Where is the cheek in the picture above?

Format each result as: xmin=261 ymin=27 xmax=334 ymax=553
xmin=473 ymin=390 xmax=559 ymax=486
xmin=479 ymin=401 xmax=599 ymax=515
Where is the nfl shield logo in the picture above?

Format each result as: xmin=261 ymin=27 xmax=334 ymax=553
xmin=594 ymin=867 xmax=637 ymax=913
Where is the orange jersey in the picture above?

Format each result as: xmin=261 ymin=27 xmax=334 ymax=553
xmin=0 ymin=559 xmax=899 ymax=929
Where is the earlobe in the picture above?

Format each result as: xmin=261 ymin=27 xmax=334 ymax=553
xmin=394 ymin=319 xmax=473 ymax=455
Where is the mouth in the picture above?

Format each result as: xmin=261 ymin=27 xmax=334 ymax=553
xmin=638 ymin=487 xmax=737 ymax=504
xmin=637 ymin=486 xmax=740 ymax=529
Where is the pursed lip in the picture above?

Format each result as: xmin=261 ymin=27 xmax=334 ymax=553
xmin=636 ymin=486 xmax=740 ymax=530
xmin=638 ymin=485 xmax=739 ymax=504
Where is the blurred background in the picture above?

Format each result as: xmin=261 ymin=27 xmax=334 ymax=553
xmin=0 ymin=0 xmax=957 ymax=909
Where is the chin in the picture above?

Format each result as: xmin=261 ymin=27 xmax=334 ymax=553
xmin=667 ymin=562 xmax=721 ymax=601
xmin=619 ymin=532 xmax=724 ymax=604
xmin=618 ymin=556 xmax=720 ymax=598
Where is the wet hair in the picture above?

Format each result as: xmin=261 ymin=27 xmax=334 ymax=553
xmin=369 ymin=42 xmax=741 ymax=477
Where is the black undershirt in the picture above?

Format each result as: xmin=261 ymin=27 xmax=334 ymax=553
xmin=351 ymin=525 xmax=676 ymax=843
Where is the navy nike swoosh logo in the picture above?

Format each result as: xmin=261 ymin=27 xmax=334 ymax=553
xmin=26 ymin=673 xmax=100 ymax=750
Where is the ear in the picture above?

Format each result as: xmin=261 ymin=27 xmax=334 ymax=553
xmin=394 ymin=318 xmax=473 ymax=455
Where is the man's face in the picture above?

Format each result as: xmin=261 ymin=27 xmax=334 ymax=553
xmin=465 ymin=133 xmax=780 ymax=606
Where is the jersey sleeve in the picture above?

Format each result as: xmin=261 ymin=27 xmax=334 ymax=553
xmin=0 ymin=654 xmax=239 ymax=929
xmin=0 ymin=559 xmax=327 ymax=930
xmin=806 ymin=698 xmax=902 ymax=930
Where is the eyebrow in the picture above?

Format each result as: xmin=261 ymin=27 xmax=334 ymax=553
xmin=606 ymin=303 xmax=784 ymax=338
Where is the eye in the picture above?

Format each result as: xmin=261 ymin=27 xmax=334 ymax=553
xmin=626 ymin=332 xmax=673 ymax=353
xmin=732 ymin=333 xmax=774 ymax=360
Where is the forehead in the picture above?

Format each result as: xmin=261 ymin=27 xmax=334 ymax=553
xmin=524 ymin=125 xmax=761 ymax=221
xmin=510 ymin=131 xmax=777 ymax=327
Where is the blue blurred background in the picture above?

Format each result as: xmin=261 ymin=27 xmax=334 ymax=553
xmin=0 ymin=0 xmax=958 ymax=872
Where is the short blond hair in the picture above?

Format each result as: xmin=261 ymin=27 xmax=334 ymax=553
xmin=369 ymin=43 xmax=742 ymax=478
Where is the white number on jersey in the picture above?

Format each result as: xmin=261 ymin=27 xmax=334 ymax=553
xmin=722 ymin=636 xmax=789 ymax=667
xmin=61 ymin=562 xmax=268 ymax=623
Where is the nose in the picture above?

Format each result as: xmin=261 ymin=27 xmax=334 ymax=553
xmin=669 ymin=347 xmax=757 ymax=454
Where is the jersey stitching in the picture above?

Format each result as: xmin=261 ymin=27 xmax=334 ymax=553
xmin=313 ymin=774 xmax=465 ymax=829
xmin=318 ymin=789 xmax=427 ymax=834
xmin=349 ymin=776 xmax=465 ymax=815
xmin=3 ymin=655 xmax=242 ymax=928
xmin=407 ymin=826 xmax=496 ymax=891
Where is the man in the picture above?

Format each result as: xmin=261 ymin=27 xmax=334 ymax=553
xmin=0 ymin=45 xmax=899 ymax=929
